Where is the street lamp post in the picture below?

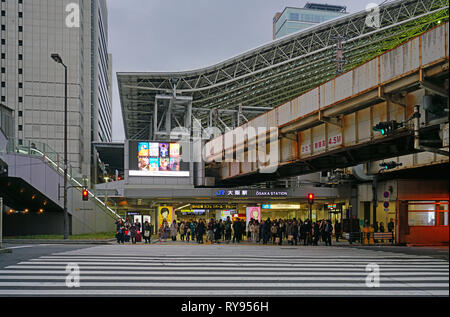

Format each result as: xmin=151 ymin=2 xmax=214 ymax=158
xmin=51 ymin=53 xmax=69 ymax=240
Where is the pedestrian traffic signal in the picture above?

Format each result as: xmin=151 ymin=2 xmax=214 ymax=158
xmin=307 ymin=193 xmax=314 ymax=205
xmin=373 ymin=120 xmax=402 ymax=136
xmin=379 ymin=161 xmax=403 ymax=170
xmin=82 ymin=188 xmax=89 ymax=201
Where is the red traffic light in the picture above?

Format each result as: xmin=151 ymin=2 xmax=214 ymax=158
xmin=82 ymin=188 xmax=89 ymax=201
xmin=307 ymin=193 xmax=314 ymax=204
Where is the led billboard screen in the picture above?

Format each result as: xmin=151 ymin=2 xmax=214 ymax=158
xmin=129 ymin=141 xmax=190 ymax=177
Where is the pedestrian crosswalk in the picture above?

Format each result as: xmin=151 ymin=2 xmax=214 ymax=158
xmin=0 ymin=246 xmax=448 ymax=296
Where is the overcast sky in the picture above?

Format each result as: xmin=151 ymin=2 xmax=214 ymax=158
xmin=107 ymin=0 xmax=383 ymax=141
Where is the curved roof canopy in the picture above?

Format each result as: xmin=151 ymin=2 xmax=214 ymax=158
xmin=118 ymin=0 xmax=448 ymax=140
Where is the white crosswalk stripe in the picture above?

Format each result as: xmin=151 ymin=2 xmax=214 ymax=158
xmin=0 ymin=246 xmax=448 ymax=296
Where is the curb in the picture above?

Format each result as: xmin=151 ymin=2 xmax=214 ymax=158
xmin=0 ymin=248 xmax=13 ymax=254
xmin=3 ymin=239 xmax=116 ymax=245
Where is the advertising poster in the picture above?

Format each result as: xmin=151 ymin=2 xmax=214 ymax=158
xmin=149 ymin=142 xmax=160 ymax=157
xmin=158 ymin=206 xmax=173 ymax=227
xmin=138 ymin=157 xmax=149 ymax=171
xmin=159 ymin=158 xmax=169 ymax=171
xmin=170 ymin=143 xmax=180 ymax=157
xmin=246 ymin=206 xmax=261 ymax=226
xmin=149 ymin=157 xmax=159 ymax=171
xmin=169 ymin=157 xmax=180 ymax=171
xmin=159 ymin=143 xmax=169 ymax=158
xmin=138 ymin=142 xmax=149 ymax=156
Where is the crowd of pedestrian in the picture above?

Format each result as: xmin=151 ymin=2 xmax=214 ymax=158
xmin=115 ymin=218 xmax=153 ymax=244
xmin=116 ymin=216 xmax=351 ymax=246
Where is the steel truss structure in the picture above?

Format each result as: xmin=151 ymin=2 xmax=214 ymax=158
xmin=118 ymin=0 xmax=449 ymax=140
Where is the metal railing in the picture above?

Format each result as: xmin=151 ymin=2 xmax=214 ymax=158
xmin=6 ymin=138 xmax=121 ymax=221
xmin=345 ymin=231 xmax=395 ymax=245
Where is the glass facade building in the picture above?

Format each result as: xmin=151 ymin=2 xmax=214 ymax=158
xmin=273 ymin=4 xmax=348 ymax=39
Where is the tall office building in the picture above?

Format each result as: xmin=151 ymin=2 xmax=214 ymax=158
xmin=273 ymin=2 xmax=347 ymax=39
xmin=0 ymin=0 xmax=112 ymax=184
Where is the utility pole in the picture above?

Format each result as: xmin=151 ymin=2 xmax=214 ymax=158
xmin=51 ymin=53 xmax=69 ymax=240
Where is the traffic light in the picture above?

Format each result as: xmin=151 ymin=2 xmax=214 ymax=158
xmin=379 ymin=161 xmax=403 ymax=170
xmin=307 ymin=193 xmax=314 ymax=205
xmin=82 ymin=188 xmax=89 ymax=201
xmin=373 ymin=120 xmax=402 ymax=136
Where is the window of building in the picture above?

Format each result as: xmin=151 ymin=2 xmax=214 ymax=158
xmin=18 ymin=12 xmax=23 ymax=18
xmin=18 ymin=96 xmax=23 ymax=103
xmin=1 ymin=67 xmax=5 ymax=73
xmin=18 ymin=54 xmax=23 ymax=60
xmin=18 ymin=125 xmax=23 ymax=131
xmin=1 ymin=82 xmax=5 ymax=87
xmin=18 ymin=26 xmax=23 ymax=32
xmin=408 ymin=201 xmax=449 ymax=226
xmin=1 ymin=11 xmax=5 ymax=17
xmin=18 ymin=82 xmax=23 ymax=88
xmin=1 ymin=53 xmax=5 ymax=59
xmin=1 ymin=39 xmax=5 ymax=45
xmin=18 ymin=68 xmax=23 ymax=74
xmin=1 ymin=25 xmax=5 ymax=31
xmin=18 ymin=40 xmax=23 ymax=46
xmin=1 ymin=96 xmax=5 ymax=102
xmin=18 ymin=111 xmax=23 ymax=117
xmin=289 ymin=13 xmax=299 ymax=21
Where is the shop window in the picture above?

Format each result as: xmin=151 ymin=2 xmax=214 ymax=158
xmin=408 ymin=212 xmax=435 ymax=226
xmin=407 ymin=201 xmax=449 ymax=227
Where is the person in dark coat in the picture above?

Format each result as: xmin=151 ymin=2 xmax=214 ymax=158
xmin=224 ymin=217 xmax=232 ymax=243
xmin=263 ymin=218 xmax=271 ymax=244
xmin=335 ymin=220 xmax=342 ymax=242
xmin=324 ymin=220 xmax=333 ymax=246
xmin=115 ymin=219 xmax=125 ymax=244
xmin=196 ymin=219 xmax=205 ymax=244
xmin=313 ymin=222 xmax=320 ymax=246
xmin=292 ymin=220 xmax=298 ymax=245
xmin=142 ymin=221 xmax=153 ymax=244
xmin=130 ymin=223 xmax=138 ymax=244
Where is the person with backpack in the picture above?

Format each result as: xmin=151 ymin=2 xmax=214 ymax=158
xmin=224 ymin=216 xmax=232 ymax=243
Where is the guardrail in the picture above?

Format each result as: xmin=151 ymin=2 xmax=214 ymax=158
xmin=344 ymin=232 xmax=395 ymax=245
xmin=6 ymin=138 xmax=121 ymax=221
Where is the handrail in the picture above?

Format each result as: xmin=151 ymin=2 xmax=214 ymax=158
xmin=6 ymin=138 xmax=121 ymax=220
